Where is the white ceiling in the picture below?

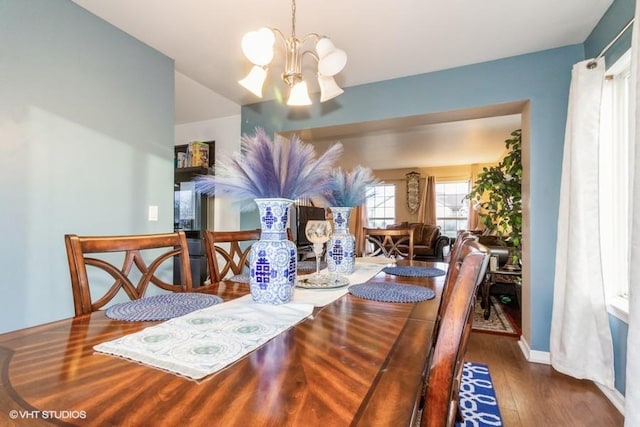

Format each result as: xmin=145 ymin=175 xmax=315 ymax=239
xmin=71 ymin=0 xmax=611 ymax=168
xmin=286 ymin=113 xmax=523 ymax=170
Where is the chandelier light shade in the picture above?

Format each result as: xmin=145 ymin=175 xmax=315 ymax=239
xmin=288 ymin=81 xmax=312 ymax=106
xmin=316 ymin=38 xmax=347 ymax=76
xmin=238 ymin=0 xmax=347 ymax=106
xmin=238 ymin=65 xmax=268 ymax=97
xmin=241 ymin=28 xmax=275 ymax=66
xmin=318 ymin=73 xmax=344 ymax=102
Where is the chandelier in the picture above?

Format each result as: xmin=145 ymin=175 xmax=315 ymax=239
xmin=238 ymin=0 xmax=347 ymax=106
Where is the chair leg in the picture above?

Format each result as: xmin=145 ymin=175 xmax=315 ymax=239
xmin=455 ymin=405 xmax=463 ymax=422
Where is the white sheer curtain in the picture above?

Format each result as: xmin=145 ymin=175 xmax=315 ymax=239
xmin=625 ymin=4 xmax=640 ymax=425
xmin=550 ymin=57 xmax=615 ymax=388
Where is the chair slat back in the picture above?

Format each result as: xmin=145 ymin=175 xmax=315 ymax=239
xmin=204 ymin=229 xmax=261 ymax=284
xmin=424 ymin=237 xmax=485 ymax=382
xmin=421 ymin=241 xmax=489 ymax=427
xmin=362 ymin=227 xmax=414 ymax=260
xmin=439 ymin=232 xmax=479 ymax=325
xmin=64 ymin=232 xmax=192 ymax=316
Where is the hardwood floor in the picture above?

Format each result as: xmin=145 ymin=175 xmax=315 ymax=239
xmin=465 ymin=332 xmax=624 ymax=426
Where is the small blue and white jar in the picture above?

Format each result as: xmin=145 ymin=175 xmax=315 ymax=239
xmin=326 ymin=206 xmax=356 ymax=275
xmin=249 ymin=198 xmax=297 ymax=304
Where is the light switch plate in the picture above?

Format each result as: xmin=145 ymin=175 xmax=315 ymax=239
xmin=148 ymin=205 xmax=158 ymax=221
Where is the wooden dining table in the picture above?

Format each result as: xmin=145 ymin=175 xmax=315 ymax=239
xmin=0 ymin=261 xmax=446 ymax=427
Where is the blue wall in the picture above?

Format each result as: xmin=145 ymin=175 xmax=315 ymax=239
xmin=585 ymin=0 xmax=635 ymax=65
xmin=610 ymin=315 xmax=629 ymax=395
xmin=0 ymin=0 xmax=175 ymax=333
xmin=242 ymin=45 xmax=583 ymax=352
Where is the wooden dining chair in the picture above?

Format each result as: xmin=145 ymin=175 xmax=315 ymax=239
xmin=64 ymin=231 xmax=193 ymax=316
xmin=362 ymin=227 xmax=414 ymax=260
xmin=438 ymin=231 xmax=480 ymax=323
xmin=204 ymin=228 xmax=296 ymax=285
xmin=423 ymin=237 xmax=487 ymax=381
xmin=204 ymin=229 xmax=261 ymax=284
xmin=421 ymin=242 xmax=489 ymax=427
xmin=421 ymin=236 xmax=484 ymax=381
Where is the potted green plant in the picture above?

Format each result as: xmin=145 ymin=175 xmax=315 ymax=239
xmin=466 ymin=129 xmax=522 ymax=266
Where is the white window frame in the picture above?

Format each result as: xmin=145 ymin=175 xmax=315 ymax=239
xmin=366 ymin=184 xmax=396 ymax=228
xmin=435 ymin=180 xmax=470 ymax=238
xmin=600 ymin=49 xmax=631 ymax=322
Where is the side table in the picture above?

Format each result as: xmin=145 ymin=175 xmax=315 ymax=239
xmin=481 ymin=268 xmax=521 ymax=319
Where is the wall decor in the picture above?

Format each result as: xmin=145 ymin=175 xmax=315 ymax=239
xmin=406 ymin=171 xmax=420 ymax=214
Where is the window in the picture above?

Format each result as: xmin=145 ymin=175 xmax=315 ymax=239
xmin=366 ymin=184 xmax=395 ymax=228
xmin=436 ymin=181 xmax=469 ymax=238
xmin=600 ymin=50 xmax=631 ymax=307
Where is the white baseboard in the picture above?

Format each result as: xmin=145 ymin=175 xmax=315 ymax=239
xmin=517 ymin=337 xmax=551 ymax=364
xmin=517 ymin=337 xmax=625 ymax=415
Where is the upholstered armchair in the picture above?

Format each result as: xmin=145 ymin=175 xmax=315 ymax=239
xmin=386 ymin=222 xmax=450 ymax=261
xmin=476 ymin=234 xmax=511 ymax=267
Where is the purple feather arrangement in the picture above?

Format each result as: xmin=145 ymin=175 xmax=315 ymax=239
xmin=195 ymin=128 xmax=343 ymax=205
xmin=321 ymin=166 xmax=379 ymax=207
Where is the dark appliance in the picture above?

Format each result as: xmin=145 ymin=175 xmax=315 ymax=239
xmin=290 ymin=205 xmax=326 ymax=259
xmin=173 ymin=141 xmax=214 ymax=285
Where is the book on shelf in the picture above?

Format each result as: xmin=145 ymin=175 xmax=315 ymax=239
xmin=176 ymin=152 xmax=187 ymax=168
xmin=187 ymin=141 xmax=209 ymax=168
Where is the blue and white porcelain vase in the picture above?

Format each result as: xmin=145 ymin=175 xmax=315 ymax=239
xmin=249 ymin=198 xmax=297 ymax=304
xmin=326 ymin=206 xmax=356 ymax=275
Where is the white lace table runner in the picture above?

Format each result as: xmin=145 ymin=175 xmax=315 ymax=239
xmin=94 ymin=259 xmax=386 ymax=380
xmin=94 ymin=296 xmax=313 ymax=380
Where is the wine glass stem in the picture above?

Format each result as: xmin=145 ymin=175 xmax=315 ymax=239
xmin=314 ymin=243 xmax=323 ymax=277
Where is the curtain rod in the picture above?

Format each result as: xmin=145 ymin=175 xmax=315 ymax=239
xmin=588 ymin=18 xmax=635 ymax=68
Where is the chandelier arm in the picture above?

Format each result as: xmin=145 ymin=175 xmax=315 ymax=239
xmin=301 ymin=33 xmax=321 ymax=44
xmin=271 ymin=28 xmax=288 ymax=45
xmin=301 ymin=50 xmax=319 ymax=64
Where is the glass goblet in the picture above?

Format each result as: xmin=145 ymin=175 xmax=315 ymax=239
xmin=304 ymin=220 xmax=332 ymax=284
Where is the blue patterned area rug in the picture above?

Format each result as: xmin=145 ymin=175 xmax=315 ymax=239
xmin=456 ymin=362 xmax=503 ymax=426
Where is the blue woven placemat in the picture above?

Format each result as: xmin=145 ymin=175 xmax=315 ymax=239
xmin=228 ymin=273 xmax=250 ymax=283
xmin=382 ymin=265 xmax=446 ymax=278
xmin=297 ymin=260 xmax=327 ymax=274
xmin=105 ymin=293 xmax=223 ymax=322
xmin=348 ymin=281 xmax=435 ymax=303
